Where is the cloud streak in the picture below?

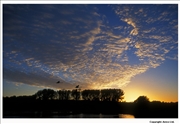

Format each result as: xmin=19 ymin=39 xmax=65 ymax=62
xmin=3 ymin=4 xmax=178 ymax=90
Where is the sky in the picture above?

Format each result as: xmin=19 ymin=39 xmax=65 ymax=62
xmin=3 ymin=4 xmax=178 ymax=102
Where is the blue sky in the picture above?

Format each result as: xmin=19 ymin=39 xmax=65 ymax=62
xmin=3 ymin=4 xmax=178 ymax=102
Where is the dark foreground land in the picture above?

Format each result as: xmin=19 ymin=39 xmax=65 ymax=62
xmin=3 ymin=99 xmax=178 ymax=118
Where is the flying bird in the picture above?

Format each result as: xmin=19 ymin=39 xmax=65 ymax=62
xmin=75 ymin=85 xmax=79 ymax=88
xmin=56 ymin=81 xmax=60 ymax=84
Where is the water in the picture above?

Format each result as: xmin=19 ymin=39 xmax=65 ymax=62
xmin=51 ymin=113 xmax=134 ymax=118
xmin=4 ymin=111 xmax=135 ymax=118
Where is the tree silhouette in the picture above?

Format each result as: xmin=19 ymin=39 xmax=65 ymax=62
xmin=57 ymin=90 xmax=71 ymax=100
xmin=3 ymin=89 xmax=178 ymax=118
xmin=134 ymin=96 xmax=150 ymax=117
xmin=134 ymin=96 xmax=150 ymax=104
xmin=71 ymin=89 xmax=80 ymax=100
xmin=112 ymin=89 xmax=124 ymax=102
xmin=82 ymin=89 xmax=100 ymax=101
xmin=34 ymin=89 xmax=58 ymax=100
xmin=101 ymin=89 xmax=124 ymax=102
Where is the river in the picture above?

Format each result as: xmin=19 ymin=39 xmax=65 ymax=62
xmin=4 ymin=111 xmax=135 ymax=118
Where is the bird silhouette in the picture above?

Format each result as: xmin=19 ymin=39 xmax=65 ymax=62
xmin=75 ymin=85 xmax=79 ymax=88
xmin=56 ymin=81 xmax=60 ymax=83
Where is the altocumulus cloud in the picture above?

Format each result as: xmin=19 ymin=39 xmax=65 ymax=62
xmin=3 ymin=4 xmax=178 ymax=90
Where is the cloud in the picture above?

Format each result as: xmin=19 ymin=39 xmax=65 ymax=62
xmin=60 ymin=20 xmax=72 ymax=25
xmin=93 ymin=12 xmax=100 ymax=16
xmin=130 ymin=28 xmax=138 ymax=36
xmin=3 ymin=4 xmax=178 ymax=91
xmin=114 ymin=26 xmax=123 ymax=30
xmin=84 ymin=27 xmax=101 ymax=46
xmin=149 ymin=35 xmax=172 ymax=42
xmin=123 ymin=18 xmax=136 ymax=28
xmin=123 ymin=18 xmax=138 ymax=35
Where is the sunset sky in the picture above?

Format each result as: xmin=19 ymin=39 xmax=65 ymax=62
xmin=3 ymin=4 xmax=178 ymax=102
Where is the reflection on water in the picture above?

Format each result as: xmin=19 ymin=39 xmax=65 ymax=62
xmin=4 ymin=111 xmax=135 ymax=118
xmin=59 ymin=113 xmax=135 ymax=118
xmin=73 ymin=113 xmax=135 ymax=118
xmin=118 ymin=114 xmax=134 ymax=118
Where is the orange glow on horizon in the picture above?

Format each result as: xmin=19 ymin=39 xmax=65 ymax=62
xmin=86 ymin=82 xmax=178 ymax=103
xmin=123 ymin=83 xmax=178 ymax=102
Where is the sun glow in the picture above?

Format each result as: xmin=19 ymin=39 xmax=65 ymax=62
xmin=124 ymin=90 xmax=144 ymax=102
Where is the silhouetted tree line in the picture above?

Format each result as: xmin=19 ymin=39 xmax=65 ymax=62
xmin=132 ymin=96 xmax=178 ymax=118
xmin=3 ymin=88 xmax=124 ymax=102
xmin=9 ymin=88 xmax=124 ymax=102
xmin=3 ymin=89 xmax=178 ymax=118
